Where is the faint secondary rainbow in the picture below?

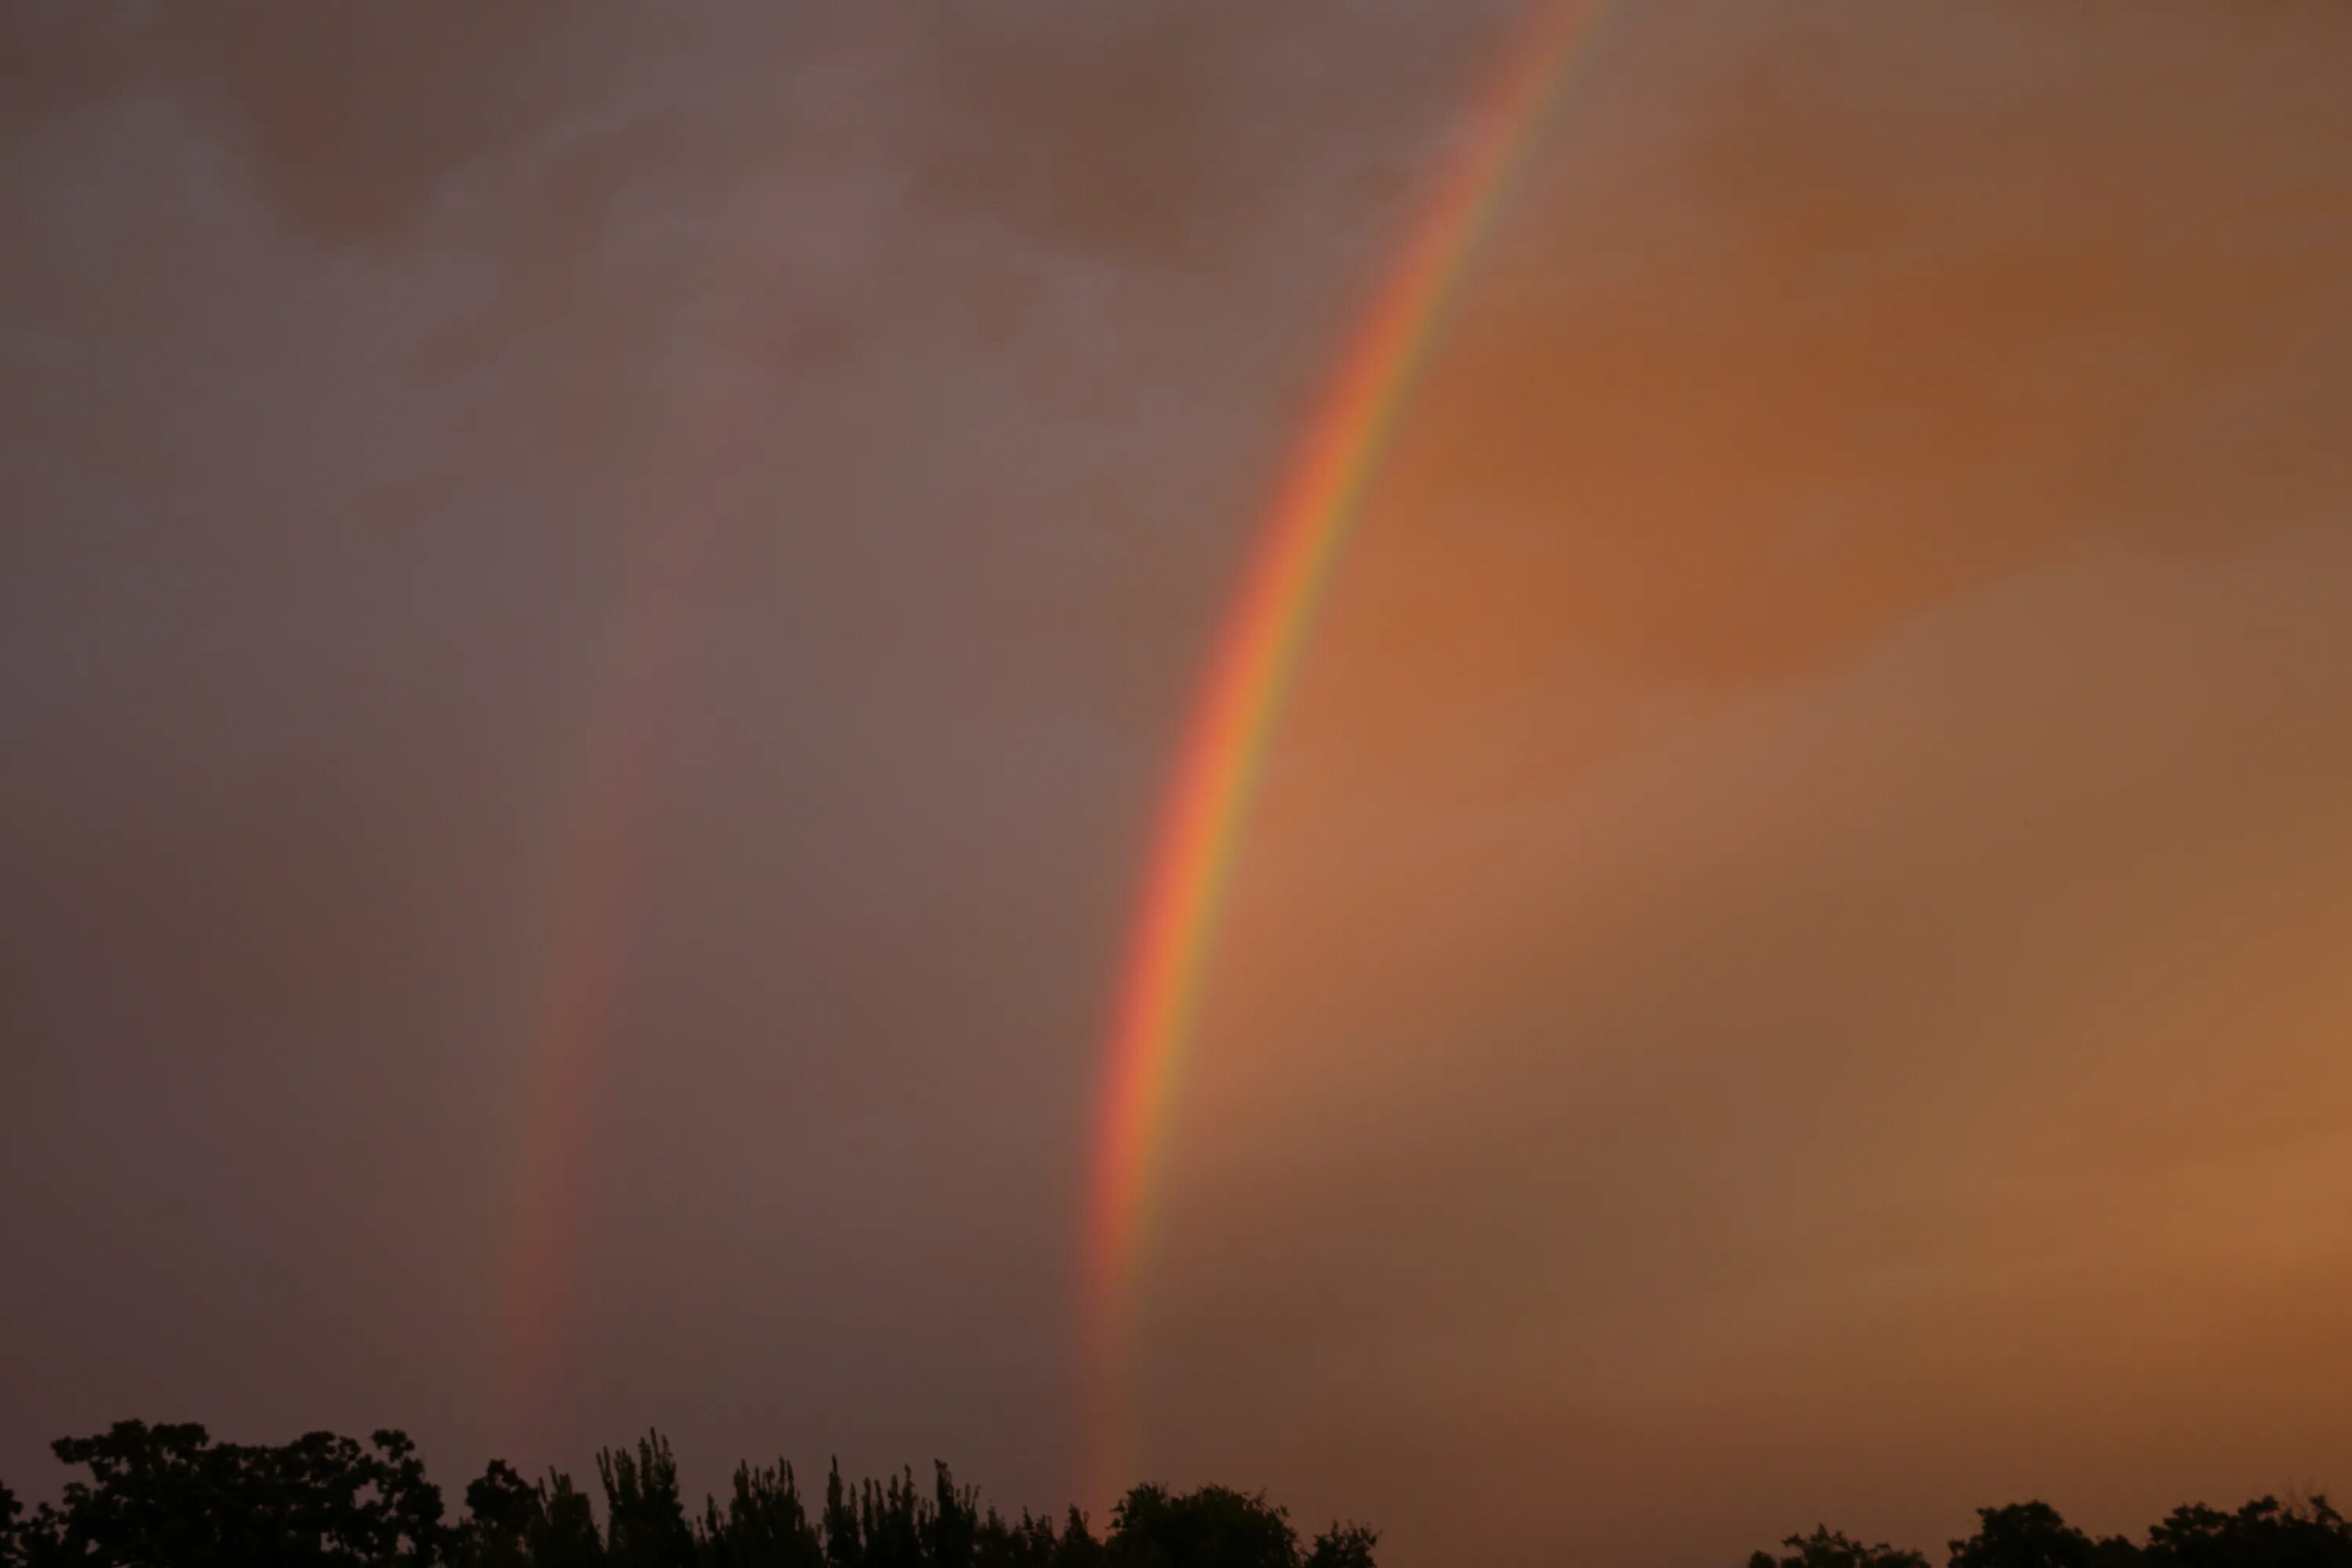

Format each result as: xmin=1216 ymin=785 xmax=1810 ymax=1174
xmin=498 ymin=568 xmax=680 ymax=1432
xmin=1082 ymin=0 xmax=1623 ymax=1482
xmin=494 ymin=173 xmax=767 ymax=1436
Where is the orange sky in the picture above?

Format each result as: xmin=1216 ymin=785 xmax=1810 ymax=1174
xmin=1131 ymin=5 xmax=2352 ymax=1559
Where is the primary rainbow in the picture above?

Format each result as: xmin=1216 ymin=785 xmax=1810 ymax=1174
xmin=1081 ymin=0 xmax=1622 ymax=1481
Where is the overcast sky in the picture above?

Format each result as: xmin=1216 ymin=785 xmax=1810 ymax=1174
xmin=4 ymin=5 xmax=2350 ymax=1565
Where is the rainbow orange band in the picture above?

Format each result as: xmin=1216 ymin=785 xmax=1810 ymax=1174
xmin=1082 ymin=0 xmax=1623 ymax=1487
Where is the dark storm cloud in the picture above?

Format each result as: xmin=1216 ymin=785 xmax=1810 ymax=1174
xmin=0 ymin=0 xmax=1521 ymax=1527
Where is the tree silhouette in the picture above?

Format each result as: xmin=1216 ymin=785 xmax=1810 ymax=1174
xmin=13 ymin=1419 xmax=445 ymax=1566
xmin=529 ymin=1469 xmax=604 ymax=1568
xmin=1769 ymin=1498 xmax=2352 ymax=1568
xmin=1951 ymin=1501 xmax=2143 ymax=1568
xmin=599 ymin=1432 xmax=696 ymax=1568
xmin=2144 ymin=1496 xmax=2352 ymax=1568
xmin=1302 ymin=1522 xmax=1379 ymax=1568
xmin=1047 ymin=1506 xmax=1107 ymax=1568
xmin=16 ymin=1412 xmax=2352 ymax=1568
xmin=456 ymin=1459 xmax=539 ymax=1568
xmin=698 ymin=1459 xmax=825 ymax=1568
xmin=824 ymin=1460 xmax=861 ymax=1568
xmin=1105 ymin=1485 xmax=1297 ymax=1568
xmin=1751 ymin=1524 xmax=1930 ymax=1568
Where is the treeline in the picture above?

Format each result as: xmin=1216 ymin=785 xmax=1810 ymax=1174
xmin=5 ymin=1423 xmax=2345 ymax=1568
xmin=0 ymin=1421 xmax=1377 ymax=1567
xmin=1756 ymin=1497 xmax=2352 ymax=1568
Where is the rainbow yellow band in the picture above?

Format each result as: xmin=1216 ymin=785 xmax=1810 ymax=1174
xmin=1082 ymin=0 xmax=1623 ymax=1487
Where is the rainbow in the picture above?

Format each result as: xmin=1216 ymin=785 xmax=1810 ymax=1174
xmin=1081 ymin=0 xmax=1623 ymax=1483
xmin=495 ymin=211 xmax=754 ymax=1434
xmin=499 ymin=596 xmax=670 ymax=1431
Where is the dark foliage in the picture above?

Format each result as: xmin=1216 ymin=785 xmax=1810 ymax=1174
xmin=1765 ymin=1498 xmax=2352 ymax=1568
xmin=6 ymin=1421 xmax=2346 ymax=1567
xmin=2144 ymin=1497 xmax=2352 ymax=1568
xmin=1105 ymin=1486 xmax=1294 ymax=1568
xmin=1751 ymin=1524 xmax=1930 ymax=1568
xmin=9 ymin=1420 xmax=445 ymax=1566
xmin=0 ymin=1422 xmax=1362 ymax=1567
xmin=1949 ymin=1501 xmax=2143 ymax=1568
xmin=1299 ymin=1522 xmax=1378 ymax=1568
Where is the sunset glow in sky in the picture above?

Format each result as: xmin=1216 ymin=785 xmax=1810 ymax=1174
xmin=4 ymin=5 xmax=2350 ymax=1566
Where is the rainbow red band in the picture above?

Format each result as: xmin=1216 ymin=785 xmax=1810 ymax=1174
xmin=488 ymin=0 xmax=1621 ymax=1476
xmin=1082 ymin=0 xmax=1622 ymax=1490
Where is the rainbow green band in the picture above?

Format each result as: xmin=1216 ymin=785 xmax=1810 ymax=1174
xmin=1082 ymin=0 xmax=1623 ymax=1490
